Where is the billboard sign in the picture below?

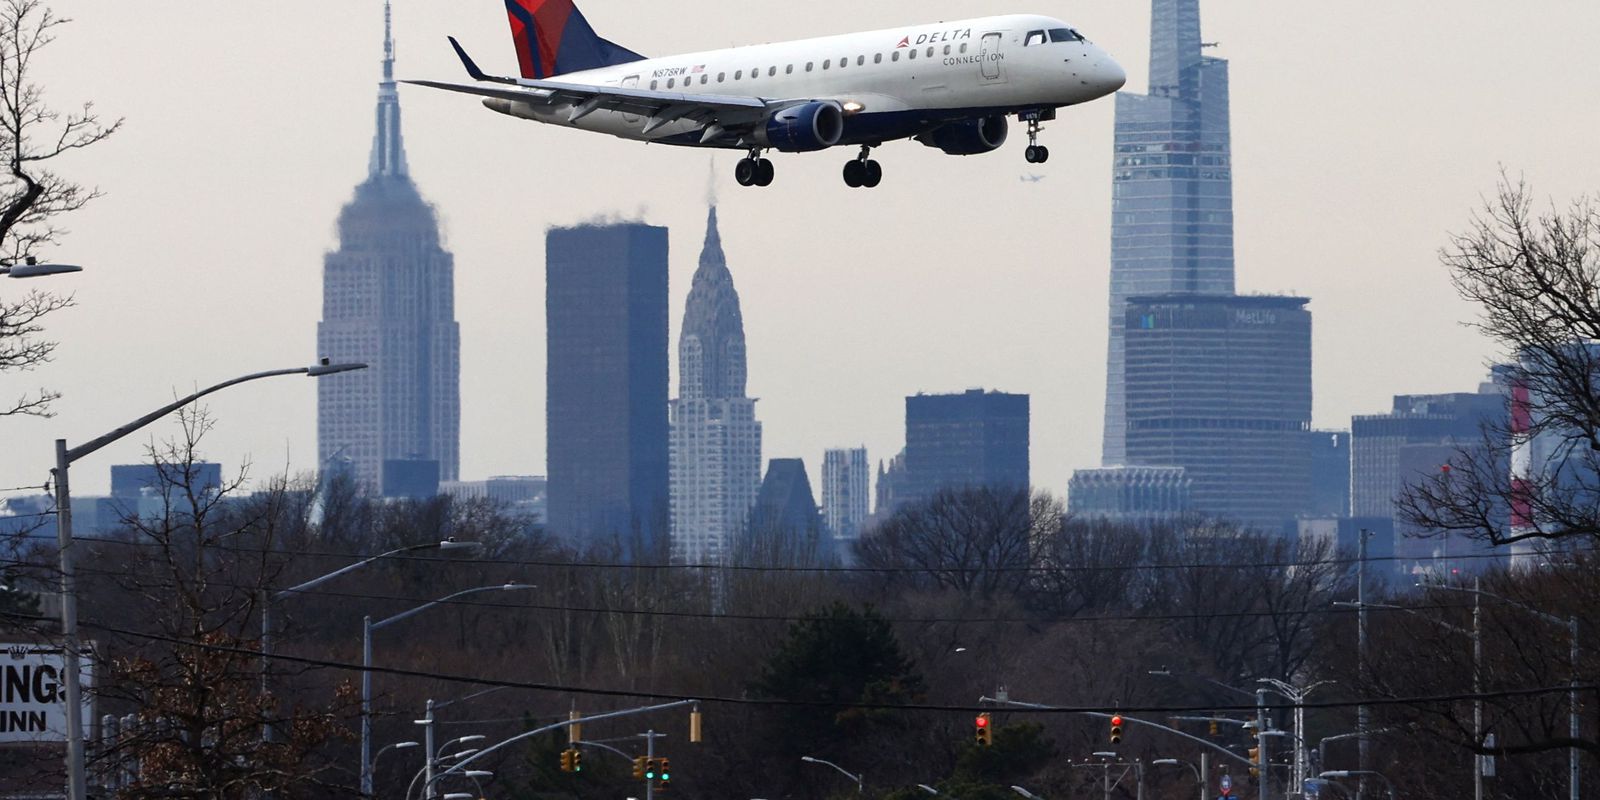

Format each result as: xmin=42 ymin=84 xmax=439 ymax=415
xmin=0 ymin=643 xmax=93 ymax=744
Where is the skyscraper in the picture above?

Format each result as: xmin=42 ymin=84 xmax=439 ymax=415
xmin=1123 ymin=294 xmax=1310 ymax=529
xmin=821 ymin=447 xmax=869 ymax=542
xmin=1067 ymin=465 xmax=1191 ymax=525
xmin=546 ymin=221 xmax=669 ymax=553
xmin=670 ymin=207 xmax=762 ymax=566
xmin=1102 ymin=0 xmax=1235 ymax=464
xmin=903 ymin=389 xmax=1030 ymax=509
xmin=318 ymin=3 xmax=460 ymax=492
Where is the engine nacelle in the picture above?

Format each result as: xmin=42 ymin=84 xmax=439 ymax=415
xmin=921 ymin=116 xmax=1009 ymax=156
xmin=759 ymin=102 xmax=845 ymax=152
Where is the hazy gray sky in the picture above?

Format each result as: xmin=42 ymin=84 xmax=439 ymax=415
xmin=4 ymin=1 xmax=1598 ymax=496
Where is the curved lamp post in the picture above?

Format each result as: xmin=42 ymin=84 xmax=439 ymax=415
xmin=53 ymin=361 xmax=365 ymax=800
xmin=1320 ymin=770 xmax=1396 ymax=800
xmin=800 ymin=756 xmax=863 ymax=794
xmin=361 ymin=584 xmax=536 ymax=796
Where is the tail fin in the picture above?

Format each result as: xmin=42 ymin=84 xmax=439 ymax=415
xmin=503 ymin=0 xmax=646 ymax=79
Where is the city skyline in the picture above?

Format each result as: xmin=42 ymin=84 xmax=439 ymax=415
xmin=3 ymin=1 xmax=1597 ymax=497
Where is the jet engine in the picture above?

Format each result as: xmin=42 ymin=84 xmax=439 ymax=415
xmin=759 ymin=102 xmax=845 ymax=152
xmin=920 ymin=116 xmax=1009 ymax=156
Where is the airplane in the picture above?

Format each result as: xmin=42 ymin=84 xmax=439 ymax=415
xmin=407 ymin=0 xmax=1126 ymax=189
xmin=1020 ymin=174 xmax=1048 ymax=183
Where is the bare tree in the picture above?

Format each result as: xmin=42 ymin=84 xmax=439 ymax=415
xmin=87 ymin=412 xmax=354 ymax=800
xmin=855 ymin=487 xmax=1056 ymax=602
xmin=1401 ymin=178 xmax=1600 ymax=546
xmin=0 ymin=0 xmax=119 ymax=418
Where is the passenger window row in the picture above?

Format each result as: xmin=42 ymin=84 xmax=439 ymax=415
xmin=646 ymin=42 xmax=974 ymax=90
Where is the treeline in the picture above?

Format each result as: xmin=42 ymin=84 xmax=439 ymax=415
xmin=2 ymin=417 xmax=1595 ymax=800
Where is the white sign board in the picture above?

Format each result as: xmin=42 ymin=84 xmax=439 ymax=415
xmin=0 ymin=643 xmax=93 ymax=744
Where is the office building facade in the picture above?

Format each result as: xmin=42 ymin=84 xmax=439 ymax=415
xmin=670 ymin=208 xmax=762 ymax=566
xmin=822 ymin=447 xmax=870 ymax=543
xmin=903 ymin=390 xmax=1030 ymax=509
xmin=1067 ymin=465 xmax=1191 ymax=525
xmin=1103 ymin=0 xmax=1235 ymax=464
xmin=1123 ymin=294 xmax=1311 ymax=528
xmin=546 ymin=222 xmax=670 ymax=552
xmin=318 ymin=7 xmax=460 ymax=492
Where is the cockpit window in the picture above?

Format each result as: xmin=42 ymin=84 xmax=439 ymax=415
xmin=1024 ymin=29 xmax=1047 ymax=47
xmin=1049 ymin=28 xmax=1086 ymax=43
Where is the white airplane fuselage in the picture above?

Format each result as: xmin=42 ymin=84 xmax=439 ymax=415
xmin=488 ymin=14 xmax=1125 ymax=149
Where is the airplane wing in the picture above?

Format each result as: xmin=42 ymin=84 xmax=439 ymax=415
xmin=407 ymin=36 xmax=780 ymax=143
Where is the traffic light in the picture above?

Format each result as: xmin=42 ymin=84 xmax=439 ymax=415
xmin=1247 ymin=746 xmax=1262 ymax=778
xmin=559 ymin=749 xmax=575 ymax=773
xmin=659 ymin=757 xmax=672 ymax=785
xmin=571 ymin=749 xmax=583 ymax=773
xmin=975 ymin=712 xmax=993 ymax=746
xmin=1208 ymin=718 xmax=1220 ymax=737
xmin=1109 ymin=715 xmax=1124 ymax=745
xmin=644 ymin=757 xmax=659 ymax=780
xmin=632 ymin=756 xmax=647 ymax=780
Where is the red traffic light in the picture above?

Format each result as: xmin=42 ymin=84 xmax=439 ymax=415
xmin=1110 ymin=715 xmax=1123 ymax=727
xmin=975 ymin=715 xmax=990 ymax=728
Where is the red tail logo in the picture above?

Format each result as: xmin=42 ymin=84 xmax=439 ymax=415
xmin=505 ymin=0 xmax=575 ymax=79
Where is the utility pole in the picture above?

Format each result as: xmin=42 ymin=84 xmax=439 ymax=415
xmin=1473 ymin=579 xmax=1483 ymax=800
xmin=1356 ymin=528 xmax=1370 ymax=800
xmin=1198 ymin=752 xmax=1210 ymax=800
xmin=420 ymin=700 xmax=436 ymax=800
xmin=1256 ymin=689 xmax=1270 ymax=800
xmin=1569 ymin=615 xmax=1579 ymax=800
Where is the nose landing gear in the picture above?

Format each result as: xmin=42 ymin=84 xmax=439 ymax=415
xmin=1023 ymin=116 xmax=1050 ymax=164
xmin=842 ymin=145 xmax=883 ymax=188
xmin=736 ymin=149 xmax=775 ymax=187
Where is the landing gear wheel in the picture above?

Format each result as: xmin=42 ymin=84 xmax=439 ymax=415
xmin=843 ymin=160 xmax=865 ymax=188
xmin=1034 ymin=146 xmax=1050 ymax=163
xmin=735 ymin=158 xmax=758 ymax=186
xmin=862 ymin=160 xmax=883 ymax=188
xmin=754 ymin=158 xmax=775 ymax=187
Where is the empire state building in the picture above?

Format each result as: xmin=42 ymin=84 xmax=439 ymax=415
xmin=318 ymin=3 xmax=461 ymax=492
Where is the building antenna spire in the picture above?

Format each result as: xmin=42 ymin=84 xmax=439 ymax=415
xmin=382 ymin=0 xmax=395 ymax=82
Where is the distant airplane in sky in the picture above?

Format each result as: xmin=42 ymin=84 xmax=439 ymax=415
xmin=1020 ymin=174 xmax=1047 ymax=183
xmin=408 ymin=0 xmax=1126 ymax=188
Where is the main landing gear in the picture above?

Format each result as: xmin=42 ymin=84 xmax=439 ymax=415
xmin=842 ymin=146 xmax=883 ymax=188
xmin=735 ymin=150 xmax=775 ymax=187
xmin=1023 ymin=116 xmax=1050 ymax=164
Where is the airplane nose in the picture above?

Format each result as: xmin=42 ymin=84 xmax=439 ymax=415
xmin=1098 ymin=55 xmax=1128 ymax=94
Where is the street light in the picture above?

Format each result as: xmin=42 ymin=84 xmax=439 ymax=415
xmin=800 ymin=756 xmax=864 ymax=794
xmin=1009 ymin=786 xmax=1042 ymax=800
xmin=1152 ymin=758 xmax=1204 ymax=800
xmin=261 ymin=538 xmax=482 ymax=738
xmin=361 ymin=584 xmax=536 ymax=796
xmin=51 ymin=361 xmax=366 ymax=800
xmin=916 ymin=785 xmax=939 ymax=795
xmin=1 ymin=257 xmax=82 ymax=278
xmin=371 ymin=741 xmax=419 ymax=790
xmin=1320 ymin=770 xmax=1396 ymax=800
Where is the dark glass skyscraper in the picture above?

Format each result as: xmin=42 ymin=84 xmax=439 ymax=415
xmin=1123 ymin=295 xmax=1309 ymax=528
xmin=903 ymin=390 xmax=1030 ymax=509
xmin=318 ymin=4 xmax=460 ymax=492
xmin=1103 ymin=0 xmax=1235 ymax=465
xmin=546 ymin=222 xmax=669 ymax=552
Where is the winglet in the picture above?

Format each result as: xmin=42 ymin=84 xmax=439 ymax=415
xmin=448 ymin=36 xmax=518 ymax=85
